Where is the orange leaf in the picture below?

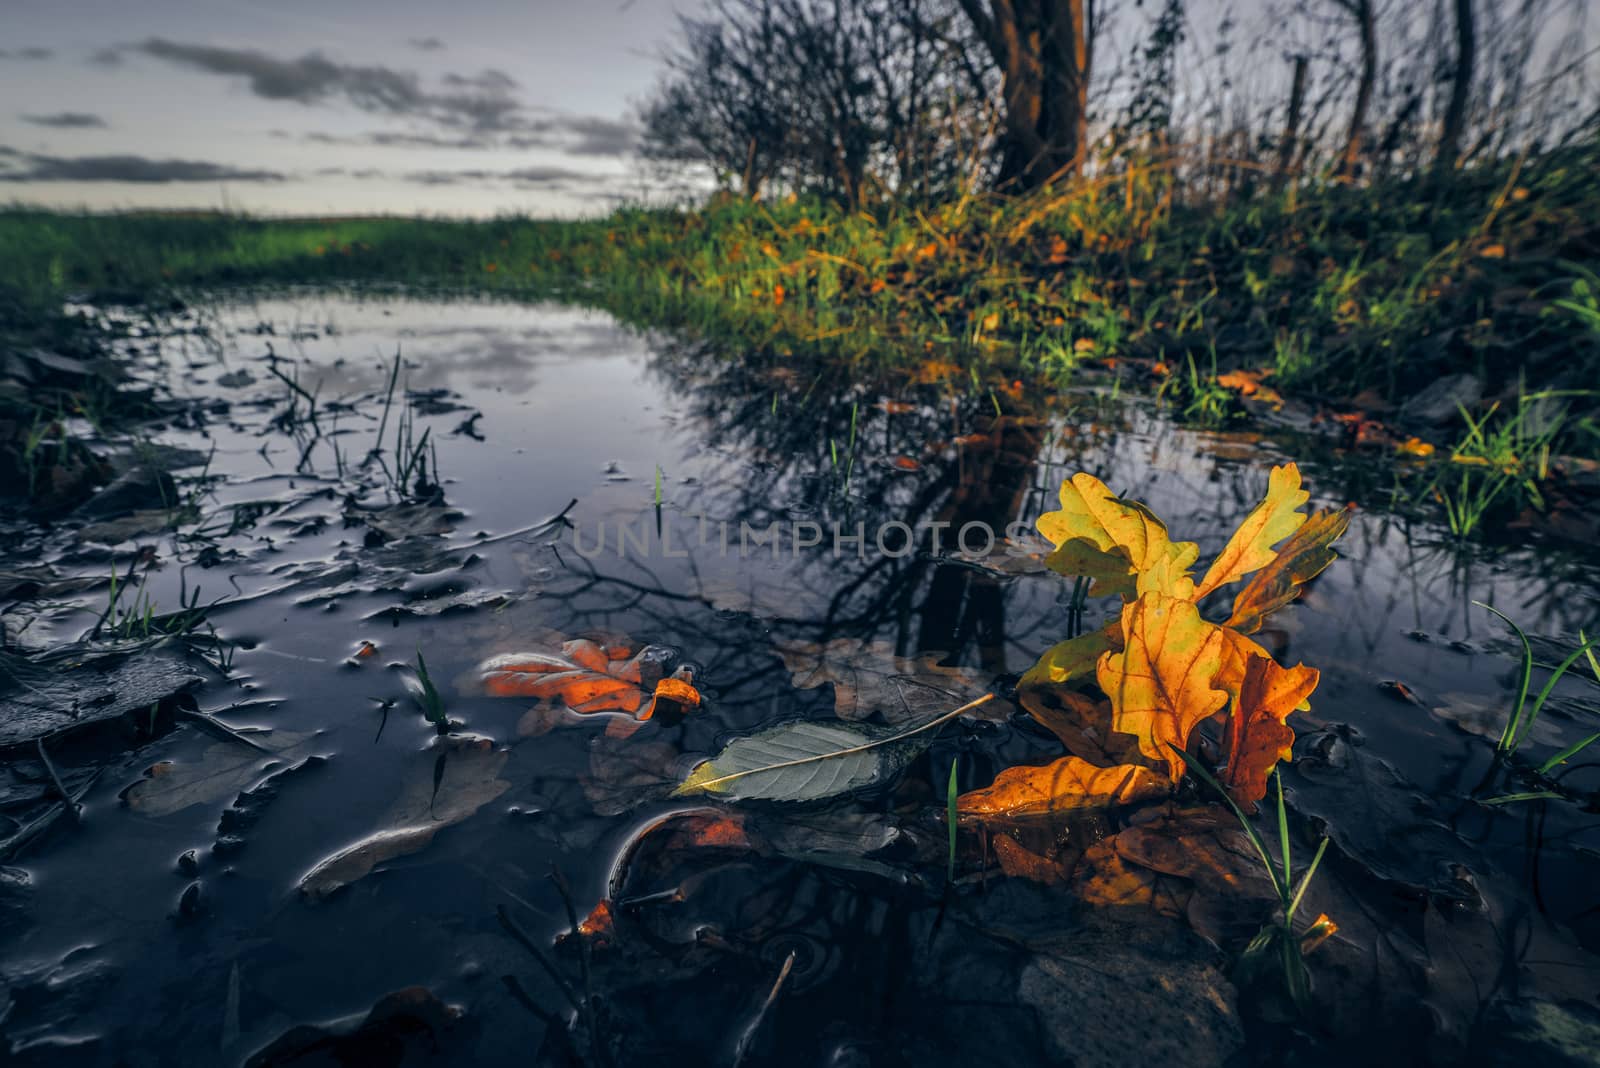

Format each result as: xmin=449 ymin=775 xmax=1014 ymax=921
xmin=958 ymin=755 xmax=1167 ymax=818
xmin=1225 ymin=506 xmax=1352 ymax=634
xmin=480 ymin=638 xmax=695 ymax=724
xmin=1098 ymin=593 xmax=1228 ymax=783
xmin=1220 ymin=655 xmax=1319 ymax=807
xmin=1016 ymin=683 xmax=1144 ymax=767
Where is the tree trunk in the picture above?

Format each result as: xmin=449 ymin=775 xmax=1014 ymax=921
xmin=1435 ymin=0 xmax=1476 ymax=175
xmin=1336 ymin=0 xmax=1376 ymax=178
xmin=956 ymin=0 xmax=1090 ymax=190
xmin=1273 ymin=55 xmax=1310 ymax=191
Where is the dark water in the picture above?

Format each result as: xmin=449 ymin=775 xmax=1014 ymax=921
xmin=2 ymin=294 xmax=1598 ymax=1066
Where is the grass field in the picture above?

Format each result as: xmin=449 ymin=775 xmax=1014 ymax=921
xmin=3 ymin=140 xmax=1598 ymax=445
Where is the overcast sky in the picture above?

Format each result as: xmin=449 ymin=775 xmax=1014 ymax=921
xmin=0 ymin=0 xmax=698 ymax=216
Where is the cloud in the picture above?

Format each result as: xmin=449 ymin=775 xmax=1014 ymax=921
xmin=0 ymin=48 xmax=53 ymax=61
xmin=20 ymin=112 xmax=108 ymax=129
xmin=0 ymin=148 xmax=285 ymax=183
xmin=536 ymin=115 xmax=638 ymax=157
xmin=403 ymin=165 xmax=593 ymax=188
xmin=290 ymin=115 xmax=640 ymax=157
xmin=408 ymin=37 xmax=446 ymax=52
xmin=128 ymin=38 xmax=522 ymax=132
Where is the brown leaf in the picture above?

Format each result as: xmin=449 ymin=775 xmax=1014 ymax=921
xmin=1221 ymin=656 xmax=1319 ymax=807
xmin=1225 ymin=506 xmax=1353 ymax=634
xmin=1017 ymin=684 xmax=1146 ymax=767
xmin=772 ymin=637 xmax=1011 ymax=725
xmin=993 ymin=834 xmax=1069 ymax=885
xmin=299 ymin=735 xmax=509 ymax=899
xmin=958 ymin=755 xmax=1168 ymax=818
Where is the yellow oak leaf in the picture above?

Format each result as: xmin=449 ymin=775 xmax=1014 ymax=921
xmin=1220 ymin=654 xmax=1319 ymax=807
xmin=1225 ymin=506 xmax=1353 ymax=634
xmin=1018 ymin=621 xmax=1120 ymax=689
xmin=1098 ymin=593 xmax=1228 ymax=783
xmin=1036 ymin=473 xmax=1199 ymax=599
xmin=957 ymin=755 xmax=1168 ymax=818
xmin=1195 ymin=464 xmax=1309 ymax=597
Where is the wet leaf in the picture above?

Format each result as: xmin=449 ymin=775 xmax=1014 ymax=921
xmin=773 ymin=637 xmax=1011 ymax=725
xmin=1225 ymin=506 xmax=1352 ymax=634
xmin=1035 ymin=473 xmax=1199 ymax=599
xmin=121 ymin=730 xmax=319 ymax=818
xmin=0 ymin=648 xmax=203 ymax=748
xmin=479 ymin=637 xmax=700 ymax=725
xmin=299 ymin=735 xmax=509 ymax=899
xmin=1220 ymin=655 xmax=1319 ymax=807
xmin=673 ymin=720 xmax=911 ymax=802
xmin=1195 ymin=464 xmax=1308 ymax=597
xmin=1098 ymin=593 xmax=1228 ymax=784
xmin=1016 ymin=685 xmax=1146 ymax=767
xmin=957 ymin=755 xmax=1167 ymax=818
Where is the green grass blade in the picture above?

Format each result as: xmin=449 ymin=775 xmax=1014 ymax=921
xmin=1537 ymin=731 xmax=1600 ymax=775
xmin=1515 ymin=636 xmax=1600 ymax=751
xmin=1276 ymin=770 xmax=1291 ymax=891
xmin=946 ymin=757 xmax=959 ymax=884
xmin=1481 ymin=791 xmax=1563 ymax=805
xmin=1473 ymin=601 xmax=1534 ymax=754
xmin=1286 ymin=836 xmax=1329 ymax=922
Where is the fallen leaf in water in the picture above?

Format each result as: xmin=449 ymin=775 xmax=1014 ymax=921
xmin=1220 ymin=655 xmax=1318 ymax=807
xmin=891 ymin=455 xmax=922 ymax=471
xmin=957 ymin=755 xmax=1167 ymax=818
xmin=673 ymin=719 xmax=913 ymax=802
xmin=245 ymin=986 xmax=466 ymax=1066
xmin=479 ymin=637 xmax=700 ymax=729
xmin=122 ymin=730 xmax=319 ymax=818
xmin=1099 ymin=593 xmax=1228 ymax=784
xmin=299 ymin=734 xmax=509 ymax=899
xmin=1016 ymin=684 xmax=1147 ymax=767
xmin=992 ymin=834 xmax=1068 ymax=884
xmin=773 ymin=637 xmax=1011 ymax=725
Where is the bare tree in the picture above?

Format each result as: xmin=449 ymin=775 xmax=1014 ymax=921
xmin=954 ymin=0 xmax=1094 ymax=189
xmin=1332 ymin=0 xmax=1376 ymax=176
xmin=1435 ymin=0 xmax=1477 ymax=175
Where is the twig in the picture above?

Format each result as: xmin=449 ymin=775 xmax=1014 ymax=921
xmin=36 ymin=736 xmax=80 ymax=817
xmin=731 ymin=950 xmax=797 ymax=1067
xmin=174 ymin=708 xmax=273 ymax=753
xmin=550 ymin=866 xmax=609 ymax=1068
xmin=496 ymin=905 xmax=584 ymax=1016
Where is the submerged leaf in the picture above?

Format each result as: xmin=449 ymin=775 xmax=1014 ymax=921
xmin=1036 ymin=473 xmax=1199 ymax=599
xmin=1098 ymin=593 xmax=1228 ymax=783
xmin=957 ymin=755 xmax=1167 ymax=818
xmin=773 ymin=637 xmax=1011 ymax=725
xmin=299 ymin=735 xmax=508 ymax=899
xmin=1195 ymin=464 xmax=1309 ymax=597
xmin=1220 ymin=655 xmax=1319 ymax=807
xmin=1225 ymin=506 xmax=1352 ymax=634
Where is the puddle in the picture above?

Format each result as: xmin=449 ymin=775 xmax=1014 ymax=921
xmin=2 ymin=292 xmax=1598 ymax=1066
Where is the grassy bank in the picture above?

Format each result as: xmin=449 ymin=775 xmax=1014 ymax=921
xmin=3 ymin=142 xmax=1599 ymax=465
